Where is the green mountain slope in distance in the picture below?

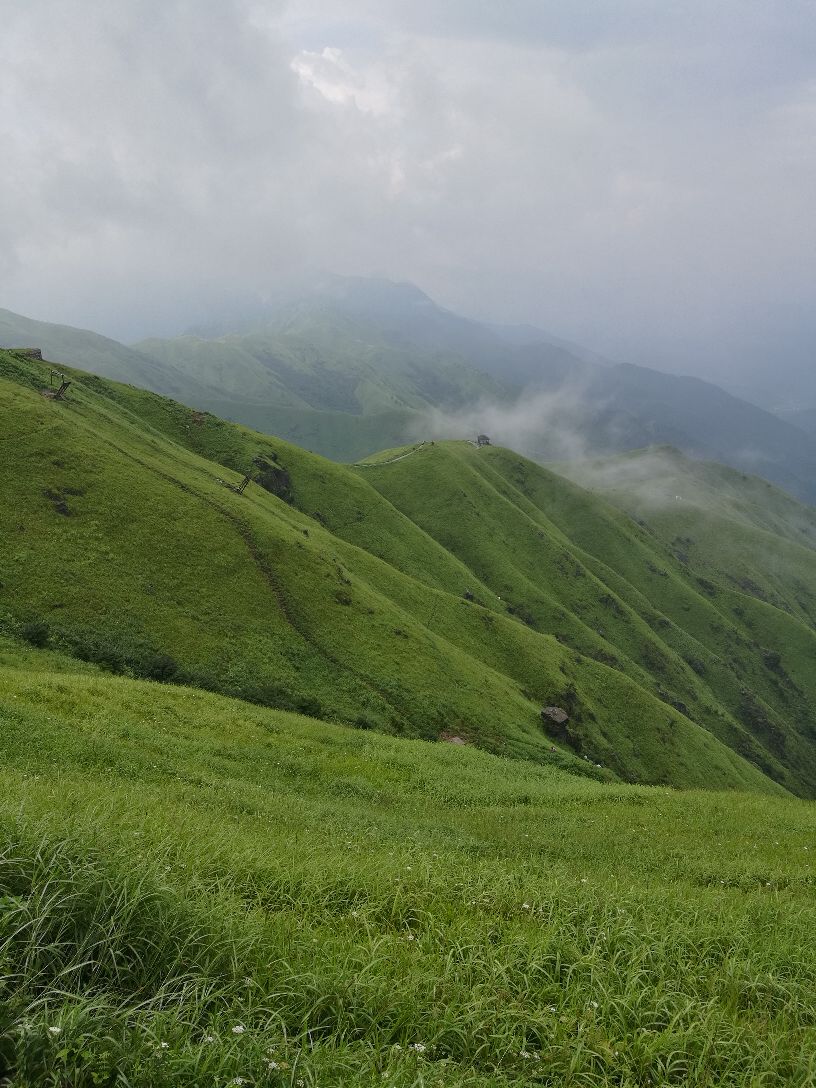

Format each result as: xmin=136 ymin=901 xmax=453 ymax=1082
xmin=3 ymin=349 xmax=816 ymax=796
xmin=6 ymin=279 xmax=816 ymax=502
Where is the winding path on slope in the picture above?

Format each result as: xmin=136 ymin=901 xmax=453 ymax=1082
xmin=355 ymin=442 xmax=426 ymax=467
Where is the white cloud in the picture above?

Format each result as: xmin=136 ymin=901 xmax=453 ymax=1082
xmin=291 ymin=46 xmax=395 ymax=116
xmin=0 ymin=0 xmax=814 ymax=392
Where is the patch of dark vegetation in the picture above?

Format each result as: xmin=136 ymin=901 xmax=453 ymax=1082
xmin=42 ymin=489 xmax=73 ymax=516
xmin=640 ymin=643 xmax=670 ymax=676
xmin=20 ymin=621 xmax=49 ymax=648
xmin=253 ymin=455 xmax=293 ymax=504
xmin=505 ymin=602 xmax=537 ymax=627
xmin=599 ymin=593 xmax=624 ymax=616
xmin=696 ymin=577 xmax=717 ymax=597
xmin=141 ymin=653 xmax=179 ymax=682
xmin=685 ymin=656 xmax=707 ymax=676
xmin=733 ymin=576 xmax=768 ymax=601
xmin=738 ymin=688 xmax=788 ymax=758
xmin=656 ymin=687 xmax=690 ymax=717
xmin=762 ymin=649 xmax=784 ymax=675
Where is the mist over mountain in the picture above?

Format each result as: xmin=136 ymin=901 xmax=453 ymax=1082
xmin=4 ymin=274 xmax=816 ymax=504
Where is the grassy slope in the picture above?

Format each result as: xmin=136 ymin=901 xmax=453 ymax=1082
xmin=0 ymin=349 xmax=810 ymax=796
xmin=561 ymin=447 xmax=816 ymax=624
xmin=0 ymin=307 xmax=202 ymax=402
xmin=135 ymin=306 xmax=506 ymax=459
xmin=1 ymin=652 xmax=815 ymax=1086
xmin=357 ymin=443 xmax=816 ymax=797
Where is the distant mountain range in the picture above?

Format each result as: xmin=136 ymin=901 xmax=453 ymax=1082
xmin=777 ymin=407 xmax=816 ymax=437
xmin=3 ymin=277 xmax=816 ymax=502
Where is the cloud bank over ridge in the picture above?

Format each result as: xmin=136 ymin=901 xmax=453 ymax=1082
xmin=1 ymin=0 xmax=814 ymax=398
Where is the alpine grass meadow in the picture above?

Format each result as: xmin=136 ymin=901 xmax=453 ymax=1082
xmin=2 ymin=349 xmax=816 ymax=1086
xmin=2 ymin=653 xmax=816 ymax=1087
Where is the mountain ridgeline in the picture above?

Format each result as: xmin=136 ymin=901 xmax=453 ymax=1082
xmin=4 ymin=276 xmax=816 ymax=502
xmin=3 ymin=347 xmax=816 ymax=798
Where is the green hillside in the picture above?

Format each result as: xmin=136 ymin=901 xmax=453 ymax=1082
xmin=2 ymin=650 xmax=815 ymax=1086
xmin=6 ymin=285 xmax=816 ymax=502
xmin=0 ymin=306 xmax=202 ymax=403
xmin=3 ymin=349 xmax=816 ymax=799
xmin=135 ymin=304 xmax=508 ymax=460
xmin=357 ymin=443 xmax=816 ymax=797
xmin=561 ymin=446 xmax=816 ymax=629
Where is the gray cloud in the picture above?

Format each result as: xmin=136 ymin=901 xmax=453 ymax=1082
xmin=414 ymin=381 xmax=603 ymax=464
xmin=1 ymin=0 xmax=814 ymax=400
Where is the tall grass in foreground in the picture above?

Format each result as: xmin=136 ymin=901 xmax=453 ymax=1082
xmin=1 ymin=664 xmax=816 ymax=1085
xmin=3 ymin=814 xmax=816 ymax=1087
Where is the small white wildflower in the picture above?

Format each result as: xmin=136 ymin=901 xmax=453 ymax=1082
xmin=547 ymin=1005 xmax=556 ymax=1012
xmin=158 ymin=1041 xmax=170 ymax=1050
xmin=406 ymin=933 xmax=416 ymax=941
xmin=393 ymin=1043 xmax=403 ymax=1051
xmin=580 ymin=878 xmax=587 ymax=883
xmin=232 ymin=1024 xmax=246 ymax=1035
xmin=520 ymin=1050 xmax=531 ymax=1059
xmin=410 ymin=1042 xmax=427 ymax=1053
xmin=204 ymin=1034 xmax=216 ymax=1043
xmin=405 ymin=865 xmax=412 ymax=870
xmin=351 ymin=910 xmax=360 ymax=918
xmin=522 ymin=902 xmax=531 ymax=910
xmin=47 ymin=1026 xmax=61 ymax=1036
xmin=231 ymin=1079 xmax=247 ymax=1086
xmin=590 ymin=1000 xmax=599 ymax=1009
xmin=267 ymin=1060 xmax=279 ymax=1070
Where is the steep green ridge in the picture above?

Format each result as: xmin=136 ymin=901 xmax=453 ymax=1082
xmin=7 ymin=282 xmax=816 ymax=502
xmin=0 ymin=306 xmax=203 ymax=402
xmin=1 ymin=348 xmax=813 ymax=796
xmin=357 ymin=443 xmax=816 ymax=796
xmin=561 ymin=447 xmax=816 ymax=628
xmin=2 ymin=653 xmax=815 ymax=1086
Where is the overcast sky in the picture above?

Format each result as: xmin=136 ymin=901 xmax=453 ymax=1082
xmin=2 ymin=0 xmax=814 ymax=397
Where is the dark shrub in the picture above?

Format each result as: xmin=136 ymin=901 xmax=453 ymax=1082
xmin=141 ymin=654 xmax=179 ymax=682
xmin=20 ymin=621 xmax=49 ymax=647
